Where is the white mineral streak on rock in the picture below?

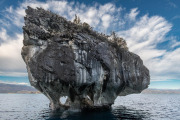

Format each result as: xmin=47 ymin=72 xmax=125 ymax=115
xmin=27 ymin=66 xmax=36 ymax=85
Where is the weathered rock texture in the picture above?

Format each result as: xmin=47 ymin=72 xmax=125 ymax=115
xmin=21 ymin=7 xmax=150 ymax=110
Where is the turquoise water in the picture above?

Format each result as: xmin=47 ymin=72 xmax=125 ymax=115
xmin=0 ymin=94 xmax=179 ymax=120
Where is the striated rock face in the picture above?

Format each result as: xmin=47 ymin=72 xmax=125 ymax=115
xmin=21 ymin=7 xmax=150 ymax=110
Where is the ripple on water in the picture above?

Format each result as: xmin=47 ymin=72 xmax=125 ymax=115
xmin=0 ymin=94 xmax=180 ymax=120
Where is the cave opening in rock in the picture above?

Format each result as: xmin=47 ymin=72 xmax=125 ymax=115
xmin=59 ymin=96 xmax=68 ymax=105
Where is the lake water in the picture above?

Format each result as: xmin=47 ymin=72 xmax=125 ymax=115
xmin=0 ymin=94 xmax=180 ymax=120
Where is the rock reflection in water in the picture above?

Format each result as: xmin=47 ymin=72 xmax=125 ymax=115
xmin=42 ymin=106 xmax=148 ymax=120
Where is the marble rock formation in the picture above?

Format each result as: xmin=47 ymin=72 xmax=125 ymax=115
xmin=21 ymin=6 xmax=150 ymax=111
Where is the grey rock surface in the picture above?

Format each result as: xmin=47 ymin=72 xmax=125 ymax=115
xmin=21 ymin=6 xmax=150 ymax=110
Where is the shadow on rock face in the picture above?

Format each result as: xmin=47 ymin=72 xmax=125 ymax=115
xmin=22 ymin=6 xmax=150 ymax=111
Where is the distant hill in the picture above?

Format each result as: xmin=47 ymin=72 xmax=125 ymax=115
xmin=0 ymin=83 xmax=38 ymax=93
xmin=142 ymin=88 xmax=180 ymax=94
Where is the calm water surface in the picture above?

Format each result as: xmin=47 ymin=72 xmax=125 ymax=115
xmin=0 ymin=94 xmax=180 ymax=120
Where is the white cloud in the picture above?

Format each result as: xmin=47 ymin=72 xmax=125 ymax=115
xmin=127 ymin=8 xmax=139 ymax=21
xmin=170 ymin=36 xmax=180 ymax=48
xmin=171 ymin=42 xmax=180 ymax=48
xmin=0 ymin=0 xmax=121 ymax=76
xmin=0 ymin=80 xmax=29 ymax=85
xmin=3 ymin=1 xmax=122 ymax=33
xmin=0 ymin=0 xmax=180 ymax=83
xmin=102 ymin=14 xmax=111 ymax=29
xmin=118 ymin=11 xmax=180 ymax=81
xmin=0 ymin=33 xmax=26 ymax=76
xmin=0 ymin=28 xmax=9 ymax=42
xmin=0 ymin=71 xmax=27 ymax=77
xmin=119 ymin=15 xmax=172 ymax=55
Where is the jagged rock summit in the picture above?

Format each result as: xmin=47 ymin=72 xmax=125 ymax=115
xmin=21 ymin=6 xmax=150 ymax=111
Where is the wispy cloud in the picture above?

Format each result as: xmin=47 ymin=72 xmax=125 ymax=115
xmin=168 ymin=0 xmax=177 ymax=8
xmin=118 ymin=8 xmax=180 ymax=81
xmin=0 ymin=0 xmax=180 ymax=82
xmin=0 ymin=71 xmax=27 ymax=77
xmin=0 ymin=0 xmax=123 ymax=76
xmin=126 ymin=8 xmax=139 ymax=21
xmin=0 ymin=80 xmax=29 ymax=86
xmin=171 ymin=15 xmax=180 ymax=20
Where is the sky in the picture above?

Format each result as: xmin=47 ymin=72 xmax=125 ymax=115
xmin=0 ymin=0 xmax=180 ymax=89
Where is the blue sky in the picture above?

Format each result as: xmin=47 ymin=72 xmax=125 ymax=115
xmin=0 ymin=0 xmax=180 ymax=89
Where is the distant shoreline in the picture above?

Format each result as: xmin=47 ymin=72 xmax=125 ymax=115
xmin=141 ymin=89 xmax=180 ymax=94
xmin=0 ymin=83 xmax=179 ymax=94
xmin=0 ymin=90 xmax=41 ymax=94
xmin=1 ymin=89 xmax=180 ymax=94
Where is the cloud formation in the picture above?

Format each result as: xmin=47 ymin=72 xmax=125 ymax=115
xmin=117 ymin=9 xmax=180 ymax=81
xmin=0 ymin=80 xmax=29 ymax=86
xmin=0 ymin=31 xmax=26 ymax=76
xmin=0 ymin=0 xmax=180 ymax=82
